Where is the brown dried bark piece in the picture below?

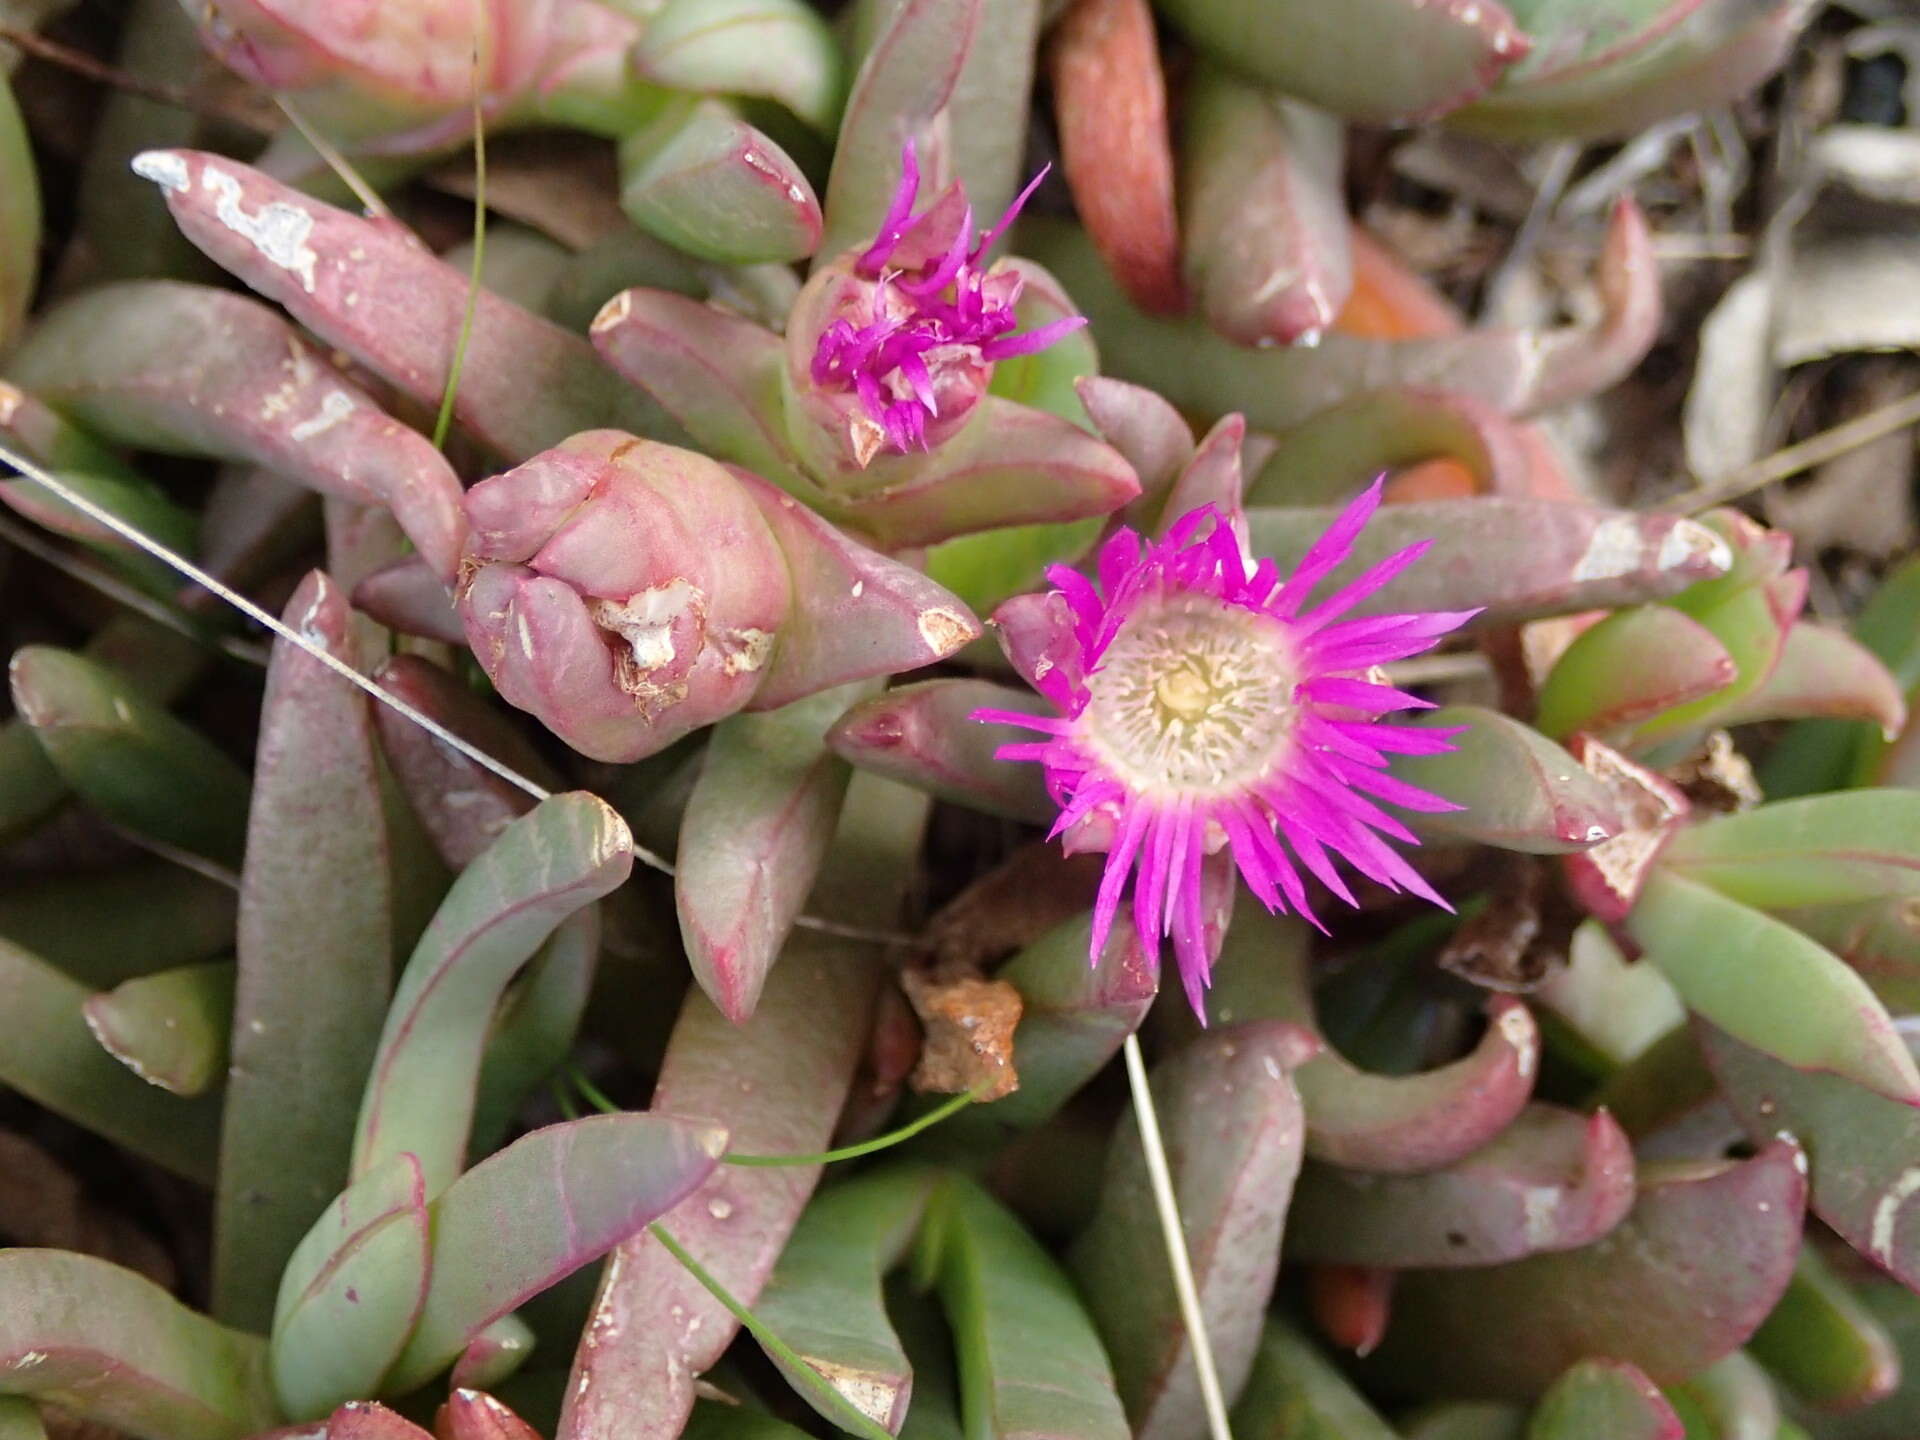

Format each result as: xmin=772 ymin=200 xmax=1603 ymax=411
xmin=1049 ymin=0 xmax=1185 ymax=314
xmin=900 ymin=969 xmax=1024 ymax=1101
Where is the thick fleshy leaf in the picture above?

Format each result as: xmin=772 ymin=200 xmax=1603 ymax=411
xmin=215 ymin=571 xmax=395 ymax=1330
xmin=677 ymin=685 xmax=865 ymax=1023
xmin=1528 ymin=1360 xmax=1682 ymax=1440
xmin=0 ymin=617 xmax=209 ymax=846
xmin=0 ymin=859 xmax=233 ymax=990
xmin=1664 ymin=1351 xmax=1779 ymax=1440
xmin=434 ymin=1388 xmax=545 ymax=1440
xmin=1627 ymin=870 xmax=1920 ymax=1104
xmin=329 ymin=1401 xmax=430 ymax=1440
xmin=370 ymin=655 xmax=555 ymax=871
xmin=8 ymin=646 xmax=250 ymax=868
xmin=1247 ymin=499 xmax=1731 ymax=626
xmin=1585 ymin=1025 xmax=1736 ymax=1160
xmin=619 ymin=101 xmax=822 ymax=265
xmin=1369 ymin=1140 xmax=1807 ymax=1396
xmin=1181 ymin=66 xmax=1350 ymax=346
xmin=353 ymin=793 xmax=636 ymax=1195
xmin=133 ymin=150 xmax=677 ymax=459
xmin=385 ymin=1114 xmax=729 ymax=1393
xmin=1229 ymin=1320 xmax=1399 ymax=1438
xmin=1534 ymin=606 xmax=1738 ymax=743
xmin=1450 ymin=0 xmax=1813 ymax=141
xmin=1210 ymin=907 xmax=1539 ymax=1173
xmin=6 ymin=282 xmax=467 ymax=581
xmin=0 ymin=380 xmax=135 ymax=475
xmin=920 ymin=1172 xmax=1129 ymax=1439
xmin=82 ymin=959 xmax=232 ymax=1097
xmin=1150 ymin=0 xmax=1523 ymax=122
xmin=1389 ymin=707 xmax=1620 ymax=854
xmin=936 ymin=0 xmax=1043 ymax=238
xmin=1026 ymin=202 xmax=1658 ymax=426
xmin=980 ymin=258 xmax=1099 ymax=429
xmin=1748 ymin=1246 xmax=1901 ymax=1412
xmin=1077 ymin=375 xmax=1195 ymax=506
xmin=738 ymin=474 xmax=985 ymax=703
xmin=922 ymin=517 xmax=1105 ymax=627
xmin=0 ymin=938 xmax=222 ymax=1180
xmin=632 ymin=0 xmax=843 ymax=132
xmin=818 ymin=0 xmax=981 ymax=259
xmin=1712 ymin=622 xmax=1906 ymax=733
xmin=825 ymin=679 xmax=1055 ymax=823
xmin=1784 ymin=897 xmax=1920 ymax=1013
xmin=0 ymin=465 xmax=196 ymax=598
xmin=1073 ymin=1023 xmax=1309 ymax=1438
xmin=352 ymin=558 xmax=463 ymax=644
xmin=809 ymin=397 xmax=1143 ymax=550
xmin=1048 ymin=0 xmax=1182 ymax=315
xmin=1702 ymin=1021 xmax=1920 ymax=1294
xmin=1634 ymin=510 xmax=1799 ymax=745
xmin=1248 ymin=387 xmax=1538 ymax=507
xmin=0 ymin=1251 xmax=276 ymax=1440
xmin=559 ymin=777 xmax=925 ymax=1440
xmin=1663 ymin=792 xmax=1920 ymax=912
xmin=270 ymin=1154 xmax=431 ymax=1422
xmin=753 ymin=1165 xmax=943 ymax=1430
xmin=0 ymin=73 xmax=37 ymax=349
xmin=469 ymin=909 xmax=601 ymax=1155
xmin=1286 ymin=1105 xmax=1635 ymax=1268
xmin=589 ymin=288 xmax=816 ymax=497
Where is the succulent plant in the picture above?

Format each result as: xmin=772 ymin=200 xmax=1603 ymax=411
xmin=5 ymin=2 xmax=1920 ymax=1440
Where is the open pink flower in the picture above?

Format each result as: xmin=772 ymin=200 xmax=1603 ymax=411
xmin=977 ymin=480 xmax=1476 ymax=1015
xmin=803 ymin=143 xmax=1087 ymax=463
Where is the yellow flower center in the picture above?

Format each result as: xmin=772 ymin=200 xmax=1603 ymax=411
xmin=1079 ymin=594 xmax=1298 ymax=795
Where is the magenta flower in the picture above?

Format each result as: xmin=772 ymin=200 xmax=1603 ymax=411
xmin=977 ymin=481 xmax=1476 ymax=1015
xmin=803 ymin=143 xmax=1088 ymax=464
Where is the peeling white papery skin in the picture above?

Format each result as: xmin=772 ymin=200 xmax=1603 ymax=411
xmin=1571 ymin=515 xmax=1733 ymax=584
xmin=592 ymin=580 xmax=703 ymax=672
xmin=192 ymin=163 xmax=320 ymax=294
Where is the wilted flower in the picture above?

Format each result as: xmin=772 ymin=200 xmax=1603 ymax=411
xmin=978 ymin=480 xmax=1475 ymax=1013
xmin=787 ymin=143 xmax=1088 ymax=471
xmin=458 ymin=430 xmax=979 ymax=762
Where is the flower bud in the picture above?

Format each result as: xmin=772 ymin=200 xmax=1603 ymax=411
xmin=458 ymin=431 xmax=980 ymax=761
xmin=187 ymin=0 xmax=635 ymax=153
xmin=783 ymin=143 xmax=1086 ymax=484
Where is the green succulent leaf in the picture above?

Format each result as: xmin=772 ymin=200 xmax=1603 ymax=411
xmin=0 ymin=1251 xmax=277 ymax=1440
xmin=269 ymin=1153 xmax=431 ymax=1422
xmin=353 ymin=792 xmax=636 ymax=1196
xmin=7 ymin=645 xmax=250 ymax=869
xmin=1628 ymin=869 xmax=1920 ymax=1104
xmin=1527 ymin=1359 xmax=1683 ymax=1440
xmin=917 ymin=1172 xmax=1130 ymax=1440
xmin=385 ymin=1113 xmax=729 ymax=1394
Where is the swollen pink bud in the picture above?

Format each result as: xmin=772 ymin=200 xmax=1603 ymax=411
xmin=458 ymin=432 xmax=980 ymax=761
xmin=187 ymin=0 xmax=636 ymax=153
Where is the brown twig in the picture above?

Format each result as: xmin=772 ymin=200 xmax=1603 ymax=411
xmin=1664 ymin=388 xmax=1920 ymax=514
xmin=0 ymin=24 xmax=266 ymax=131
